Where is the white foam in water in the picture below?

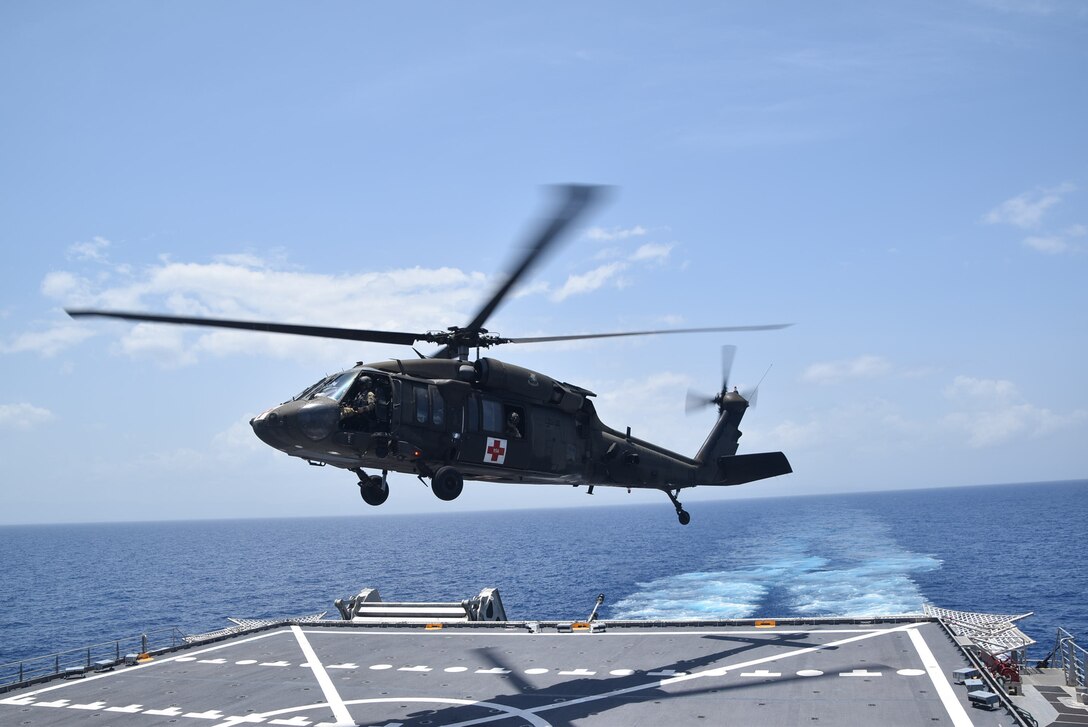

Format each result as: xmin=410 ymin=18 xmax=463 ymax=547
xmin=611 ymin=571 xmax=768 ymax=619
xmin=611 ymin=506 xmax=942 ymax=620
xmin=787 ymin=553 xmax=941 ymax=616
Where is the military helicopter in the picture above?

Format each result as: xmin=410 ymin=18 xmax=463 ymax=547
xmin=67 ymin=185 xmax=792 ymax=524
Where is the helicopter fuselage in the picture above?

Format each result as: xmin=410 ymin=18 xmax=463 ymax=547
xmin=250 ymin=356 xmax=792 ymax=521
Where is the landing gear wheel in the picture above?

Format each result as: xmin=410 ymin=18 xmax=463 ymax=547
xmin=664 ymin=488 xmax=691 ymax=525
xmin=359 ymin=474 xmax=389 ymax=506
xmin=432 ymin=466 xmax=464 ymax=501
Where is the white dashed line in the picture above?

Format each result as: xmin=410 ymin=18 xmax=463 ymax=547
xmin=70 ymin=701 xmax=107 ymax=710
xmin=106 ymin=704 xmax=143 ymax=713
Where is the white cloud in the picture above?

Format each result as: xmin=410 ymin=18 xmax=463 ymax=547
xmin=0 ymin=403 xmax=54 ymax=430
xmin=970 ymin=0 xmax=1058 ymax=15
xmin=1023 ymin=235 xmax=1071 ymax=254
xmin=551 ymin=262 xmax=628 ymax=302
xmin=585 ymin=225 xmax=648 ymax=241
xmin=767 ymin=419 xmax=823 ymax=449
xmin=1023 ymin=224 xmax=1085 ymax=255
xmin=1 ymin=323 xmax=96 ymax=357
xmin=630 ymin=242 xmax=675 ymax=263
xmin=29 ymin=252 xmax=491 ymax=363
xmin=67 ymin=236 xmax=111 ymax=262
xmin=942 ymin=375 xmax=1085 ymax=448
xmin=982 ymin=183 xmax=1074 ymax=229
xmin=212 ymin=415 xmax=265 ymax=456
xmin=802 ymin=355 xmax=892 ymax=384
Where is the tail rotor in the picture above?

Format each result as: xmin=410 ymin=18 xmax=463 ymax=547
xmin=685 ymin=345 xmax=766 ymax=414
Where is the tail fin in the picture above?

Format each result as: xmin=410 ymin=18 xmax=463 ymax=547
xmin=694 ymin=391 xmax=791 ymax=484
xmin=694 ymin=390 xmax=749 ymax=464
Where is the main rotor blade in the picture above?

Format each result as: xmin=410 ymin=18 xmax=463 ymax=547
xmin=65 ymin=309 xmax=423 ymax=346
xmin=721 ymin=344 xmax=737 ymax=393
xmin=506 ymin=323 xmax=792 ymax=345
xmin=463 ymin=184 xmax=604 ymax=334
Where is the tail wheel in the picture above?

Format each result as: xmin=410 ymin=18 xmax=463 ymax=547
xmin=360 ymin=474 xmax=389 ymax=506
xmin=432 ymin=466 xmax=464 ymax=501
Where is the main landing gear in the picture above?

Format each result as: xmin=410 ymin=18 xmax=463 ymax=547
xmin=665 ymin=488 xmax=691 ymax=525
xmin=356 ymin=470 xmax=389 ymax=506
xmin=432 ymin=466 xmax=464 ymax=501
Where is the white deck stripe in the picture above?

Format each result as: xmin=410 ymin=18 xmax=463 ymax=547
xmin=289 ymin=625 xmax=353 ymax=727
xmin=424 ymin=623 xmax=923 ymax=727
xmin=907 ymin=627 xmax=974 ymax=727
xmin=8 ymin=629 xmax=286 ymax=699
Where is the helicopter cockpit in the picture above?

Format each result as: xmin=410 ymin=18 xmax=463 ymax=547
xmin=293 ymin=370 xmax=358 ymax=402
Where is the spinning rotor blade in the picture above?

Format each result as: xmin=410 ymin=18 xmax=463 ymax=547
xmin=463 ymin=184 xmax=603 ymax=334
xmin=64 ymin=309 xmax=424 ymax=346
xmin=508 ymin=324 xmax=790 ymax=345
xmin=685 ymin=389 xmax=717 ymax=414
xmin=720 ymin=344 xmax=737 ymax=392
xmin=432 ymin=184 xmax=604 ymax=358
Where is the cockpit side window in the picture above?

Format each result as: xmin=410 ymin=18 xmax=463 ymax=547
xmin=293 ymin=375 xmax=333 ymax=401
xmin=311 ymin=371 xmax=358 ymax=402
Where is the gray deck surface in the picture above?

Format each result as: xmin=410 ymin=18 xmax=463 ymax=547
xmin=1 ymin=620 xmax=1018 ymax=726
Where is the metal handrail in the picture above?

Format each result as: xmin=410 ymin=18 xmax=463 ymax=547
xmin=1052 ymin=627 xmax=1086 ymax=688
xmin=0 ymin=627 xmax=187 ymax=692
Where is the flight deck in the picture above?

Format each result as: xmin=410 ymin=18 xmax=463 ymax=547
xmin=1 ymin=618 xmax=1029 ymax=726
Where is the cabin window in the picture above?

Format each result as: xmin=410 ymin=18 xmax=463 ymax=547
xmin=465 ymin=394 xmax=480 ymax=432
xmin=481 ymin=398 xmax=503 ymax=432
xmin=504 ymin=404 xmax=525 ymax=439
xmin=430 ymin=386 xmax=445 ymax=427
xmin=411 ymin=382 xmax=429 ymax=424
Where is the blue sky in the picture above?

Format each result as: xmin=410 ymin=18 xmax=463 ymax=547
xmin=1 ymin=1 xmax=1085 ymax=525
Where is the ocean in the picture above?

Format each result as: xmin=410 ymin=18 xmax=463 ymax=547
xmin=1 ymin=479 xmax=1084 ymax=670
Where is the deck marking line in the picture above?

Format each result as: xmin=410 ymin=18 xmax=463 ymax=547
xmin=290 ymin=625 xmax=354 ymax=727
xmin=244 ymin=697 xmax=550 ymax=727
xmin=906 ymin=626 xmax=973 ymax=727
xmin=10 ymin=628 xmax=287 ymax=699
xmin=430 ymin=622 xmax=923 ymax=727
xmin=70 ymin=701 xmax=108 ymax=710
xmin=513 ymin=621 xmax=924 ymax=723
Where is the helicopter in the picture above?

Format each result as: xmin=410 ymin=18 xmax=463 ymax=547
xmin=66 ymin=185 xmax=792 ymax=524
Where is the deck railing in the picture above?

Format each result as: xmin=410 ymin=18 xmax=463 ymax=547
xmin=1049 ymin=627 xmax=1086 ymax=688
xmin=0 ymin=627 xmax=187 ymax=692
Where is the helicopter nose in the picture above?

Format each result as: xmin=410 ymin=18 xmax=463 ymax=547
xmin=250 ymin=406 xmax=287 ymax=447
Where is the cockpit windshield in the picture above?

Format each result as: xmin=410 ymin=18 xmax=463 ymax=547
xmin=294 ymin=371 xmax=358 ymax=402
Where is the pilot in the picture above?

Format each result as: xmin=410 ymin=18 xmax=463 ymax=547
xmin=341 ymin=377 xmax=377 ymax=427
xmin=506 ymin=411 xmax=522 ymax=439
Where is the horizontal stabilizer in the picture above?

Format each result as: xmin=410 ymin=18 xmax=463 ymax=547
xmin=711 ymin=451 xmax=792 ymax=486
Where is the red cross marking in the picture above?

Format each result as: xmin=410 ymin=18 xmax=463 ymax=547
xmin=485 ymin=438 xmax=506 ymax=463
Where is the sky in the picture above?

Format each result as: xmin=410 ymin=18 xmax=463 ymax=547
xmin=1 ymin=1 xmax=1085 ymax=525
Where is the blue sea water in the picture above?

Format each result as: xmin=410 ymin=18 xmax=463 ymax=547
xmin=1 ymin=479 xmax=1084 ymax=668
